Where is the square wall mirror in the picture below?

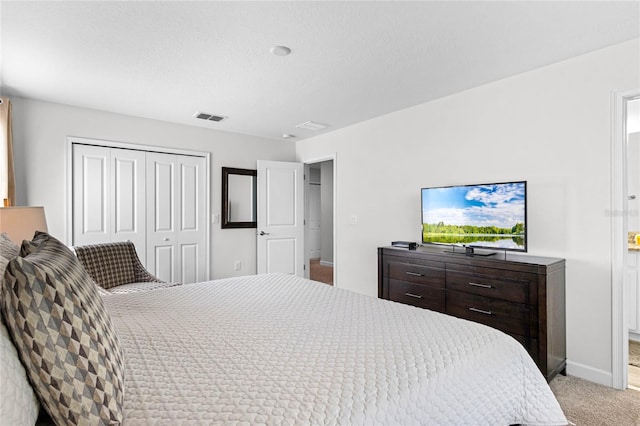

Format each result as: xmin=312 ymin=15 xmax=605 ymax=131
xmin=222 ymin=167 xmax=257 ymax=229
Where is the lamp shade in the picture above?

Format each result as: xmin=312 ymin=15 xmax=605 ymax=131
xmin=0 ymin=206 xmax=48 ymax=244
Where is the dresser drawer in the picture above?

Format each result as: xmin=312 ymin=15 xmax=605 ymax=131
xmin=378 ymin=246 xmax=566 ymax=382
xmin=388 ymin=261 xmax=444 ymax=288
xmin=446 ymin=290 xmax=534 ymax=336
xmin=388 ymin=279 xmax=445 ymax=312
xmin=446 ymin=270 xmax=530 ymax=304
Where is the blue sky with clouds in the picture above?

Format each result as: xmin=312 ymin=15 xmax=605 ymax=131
xmin=422 ymin=182 xmax=525 ymax=229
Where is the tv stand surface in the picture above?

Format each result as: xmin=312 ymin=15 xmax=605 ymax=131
xmin=378 ymin=245 xmax=566 ymax=382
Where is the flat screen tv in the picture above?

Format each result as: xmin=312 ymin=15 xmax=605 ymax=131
xmin=421 ymin=181 xmax=527 ymax=253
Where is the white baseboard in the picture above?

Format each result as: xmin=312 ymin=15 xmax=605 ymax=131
xmin=320 ymin=260 xmax=334 ymax=267
xmin=566 ymin=360 xmax=612 ymax=387
xmin=630 ymin=331 xmax=640 ymax=342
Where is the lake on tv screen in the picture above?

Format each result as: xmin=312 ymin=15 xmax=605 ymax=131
xmin=422 ymin=233 xmax=525 ymax=249
xmin=422 ymin=182 xmax=526 ymax=249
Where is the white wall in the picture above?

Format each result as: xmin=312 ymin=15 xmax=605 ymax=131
xmin=11 ymin=97 xmax=296 ymax=278
xmin=296 ymin=39 xmax=640 ymax=386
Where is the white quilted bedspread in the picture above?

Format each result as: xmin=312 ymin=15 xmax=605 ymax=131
xmin=102 ymin=273 xmax=567 ymax=425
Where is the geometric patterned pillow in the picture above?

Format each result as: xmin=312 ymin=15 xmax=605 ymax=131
xmin=1 ymin=232 xmax=124 ymax=425
xmin=0 ymin=253 xmax=11 ymax=284
xmin=0 ymin=232 xmax=19 ymax=259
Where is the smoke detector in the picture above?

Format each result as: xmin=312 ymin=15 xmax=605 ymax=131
xmin=271 ymin=46 xmax=291 ymax=56
xmin=193 ymin=112 xmax=227 ymax=122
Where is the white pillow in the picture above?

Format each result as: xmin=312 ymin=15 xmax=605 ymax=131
xmin=1 ymin=247 xmax=40 ymax=426
xmin=0 ymin=320 xmax=39 ymax=426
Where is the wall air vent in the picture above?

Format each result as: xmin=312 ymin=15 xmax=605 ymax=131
xmin=295 ymin=121 xmax=329 ymax=131
xmin=193 ymin=112 xmax=228 ymax=122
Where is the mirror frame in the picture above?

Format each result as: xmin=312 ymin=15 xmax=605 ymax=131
xmin=221 ymin=167 xmax=257 ymax=229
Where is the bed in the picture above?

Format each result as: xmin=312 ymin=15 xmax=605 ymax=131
xmin=103 ymin=273 xmax=566 ymax=425
xmin=1 ymin=232 xmax=567 ymax=425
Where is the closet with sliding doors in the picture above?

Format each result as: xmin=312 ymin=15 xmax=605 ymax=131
xmin=69 ymin=138 xmax=210 ymax=284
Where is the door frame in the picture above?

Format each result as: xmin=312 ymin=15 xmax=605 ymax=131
xmin=303 ymin=154 xmax=337 ymax=287
xmin=611 ymin=89 xmax=640 ymax=389
xmin=304 ymin=167 xmax=321 ymax=262
xmin=65 ymin=136 xmax=211 ymax=279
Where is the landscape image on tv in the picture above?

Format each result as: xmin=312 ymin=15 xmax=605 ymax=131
xmin=421 ymin=181 xmax=526 ymax=251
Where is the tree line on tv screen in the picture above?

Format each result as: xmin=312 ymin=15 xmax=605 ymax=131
xmin=423 ymin=222 xmax=525 ymax=236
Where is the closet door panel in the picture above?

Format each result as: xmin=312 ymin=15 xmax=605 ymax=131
xmin=73 ymin=145 xmax=110 ymax=245
xmin=112 ymin=149 xmax=146 ymax=262
xmin=155 ymin=161 xmax=176 ymax=232
xmin=146 ymin=152 xmax=179 ymax=283
xmin=114 ymin=158 xmax=135 ymax=232
xmin=154 ymin=245 xmax=175 ymax=283
xmin=181 ymin=162 xmax=198 ymax=230
xmin=178 ymin=156 xmax=207 ymax=283
xmin=181 ymin=243 xmax=198 ymax=284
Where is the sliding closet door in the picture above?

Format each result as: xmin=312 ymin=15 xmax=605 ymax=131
xmin=73 ymin=144 xmax=111 ymax=245
xmin=177 ymin=155 xmax=207 ymax=284
xmin=146 ymin=152 xmax=178 ymax=282
xmin=146 ymin=152 xmax=206 ymax=284
xmin=72 ymin=144 xmax=146 ymax=258
xmin=72 ymin=139 xmax=209 ymax=283
xmin=112 ymin=149 xmax=147 ymax=260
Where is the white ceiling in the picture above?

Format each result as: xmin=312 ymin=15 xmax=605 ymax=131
xmin=1 ymin=1 xmax=639 ymax=141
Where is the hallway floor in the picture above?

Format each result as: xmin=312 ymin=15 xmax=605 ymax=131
xmin=310 ymin=258 xmax=333 ymax=286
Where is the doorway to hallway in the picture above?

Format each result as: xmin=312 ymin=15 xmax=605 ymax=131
xmin=305 ymin=159 xmax=335 ymax=286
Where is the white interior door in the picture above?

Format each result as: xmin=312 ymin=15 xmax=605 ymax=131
xmin=146 ymin=152 xmax=207 ymax=284
xmin=112 ymin=149 xmax=146 ymax=261
xmin=71 ymin=138 xmax=210 ymax=284
xmin=176 ymin=155 xmax=207 ymax=284
xmin=257 ymin=160 xmax=304 ymax=276
xmin=146 ymin=152 xmax=179 ymax=283
xmin=73 ymin=145 xmax=145 ymax=257
xmin=73 ymin=144 xmax=111 ymax=245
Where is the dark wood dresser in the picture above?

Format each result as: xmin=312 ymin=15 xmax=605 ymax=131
xmin=378 ymin=245 xmax=566 ymax=381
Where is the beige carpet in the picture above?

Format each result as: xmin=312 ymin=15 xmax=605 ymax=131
xmin=550 ymin=375 xmax=640 ymax=425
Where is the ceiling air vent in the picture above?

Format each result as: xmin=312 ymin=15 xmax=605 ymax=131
xmin=193 ymin=112 xmax=228 ymax=122
xmin=295 ymin=121 xmax=329 ymax=131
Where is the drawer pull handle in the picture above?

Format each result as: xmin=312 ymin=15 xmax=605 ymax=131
xmin=468 ymin=282 xmax=492 ymax=289
xmin=405 ymin=271 xmax=424 ymax=277
xmin=469 ymin=307 xmax=493 ymax=315
xmin=405 ymin=292 xmax=423 ymax=299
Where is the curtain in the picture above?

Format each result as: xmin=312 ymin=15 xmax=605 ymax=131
xmin=0 ymin=97 xmax=15 ymax=206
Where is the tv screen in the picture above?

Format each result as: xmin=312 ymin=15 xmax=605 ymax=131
xmin=421 ymin=181 xmax=527 ymax=252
